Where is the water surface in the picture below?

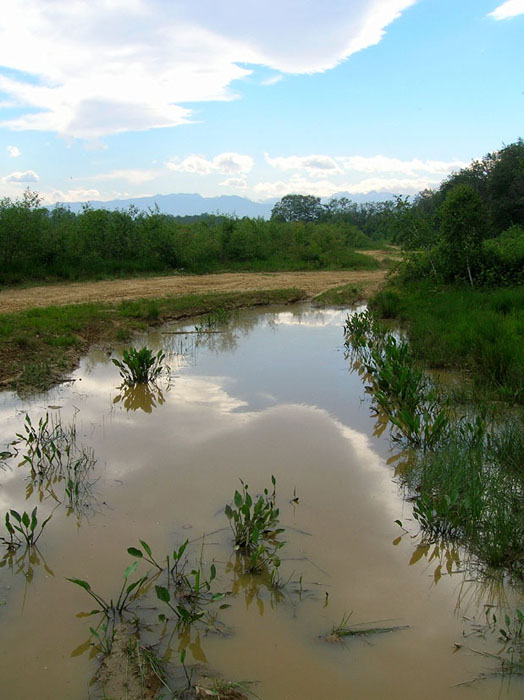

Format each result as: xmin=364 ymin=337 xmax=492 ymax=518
xmin=0 ymin=303 xmax=521 ymax=699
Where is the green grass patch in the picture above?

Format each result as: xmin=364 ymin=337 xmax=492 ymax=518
xmin=0 ymin=288 xmax=306 ymax=395
xmin=312 ymin=283 xmax=363 ymax=307
xmin=345 ymin=308 xmax=524 ymax=579
xmin=370 ymin=280 xmax=524 ymax=403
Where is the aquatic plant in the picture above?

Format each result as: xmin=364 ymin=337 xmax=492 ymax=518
xmin=462 ymin=607 xmax=524 ymax=681
xmin=325 ymin=611 xmax=409 ymax=643
xmin=344 ymin=311 xmax=449 ymax=449
xmin=127 ymin=539 xmax=164 ymax=571
xmin=67 ymin=561 xmax=151 ymax=616
xmin=194 ymin=306 xmax=232 ymax=332
xmin=156 ymin=560 xmax=227 ymax=628
xmin=13 ymin=412 xmax=97 ymax=515
xmin=112 ymin=346 xmax=166 ymax=384
xmin=225 ymin=476 xmax=282 ymax=551
xmin=3 ymin=507 xmax=51 ymax=548
xmin=345 ymin=308 xmax=524 ymax=578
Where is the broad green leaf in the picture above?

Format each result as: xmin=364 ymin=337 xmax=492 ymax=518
xmin=155 ymin=585 xmax=170 ymax=603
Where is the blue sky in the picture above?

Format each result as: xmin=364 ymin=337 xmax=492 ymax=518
xmin=0 ymin=0 xmax=523 ymax=204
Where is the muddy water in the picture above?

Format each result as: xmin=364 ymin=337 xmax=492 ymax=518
xmin=0 ymin=303 xmax=522 ymax=699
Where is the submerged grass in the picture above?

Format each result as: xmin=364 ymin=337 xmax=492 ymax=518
xmin=0 ymin=288 xmax=306 ymax=395
xmin=324 ymin=612 xmax=409 ymax=644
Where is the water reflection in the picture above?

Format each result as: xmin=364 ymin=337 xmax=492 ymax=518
xmin=0 ymin=543 xmax=54 ymax=585
xmin=113 ymin=382 xmax=167 ymax=413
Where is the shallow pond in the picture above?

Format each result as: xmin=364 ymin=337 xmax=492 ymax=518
xmin=0 ymin=303 xmax=522 ymax=699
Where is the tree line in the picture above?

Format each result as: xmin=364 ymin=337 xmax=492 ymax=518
xmin=0 ymin=195 xmax=381 ymax=284
xmin=1 ymin=139 xmax=522 ymax=285
xmin=390 ymin=139 xmax=524 ymax=286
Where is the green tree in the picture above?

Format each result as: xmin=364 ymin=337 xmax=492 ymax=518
xmin=439 ymin=184 xmax=486 ymax=287
xmin=487 ymin=139 xmax=524 ymax=233
xmin=270 ymin=194 xmax=323 ymax=222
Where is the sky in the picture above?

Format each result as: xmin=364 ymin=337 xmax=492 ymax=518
xmin=0 ymin=0 xmax=523 ymax=205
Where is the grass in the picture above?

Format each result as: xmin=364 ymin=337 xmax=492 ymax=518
xmin=312 ymin=283 xmax=363 ymax=307
xmin=406 ymin=425 xmax=524 ymax=575
xmin=324 ymin=612 xmax=409 ymax=644
xmin=370 ymin=280 xmax=524 ymax=403
xmin=194 ymin=306 xmax=232 ymax=332
xmin=0 ymin=288 xmax=306 ymax=395
xmin=345 ymin=301 xmax=524 ymax=579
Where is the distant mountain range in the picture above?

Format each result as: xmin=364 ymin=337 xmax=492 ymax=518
xmin=53 ymin=191 xmax=397 ymax=218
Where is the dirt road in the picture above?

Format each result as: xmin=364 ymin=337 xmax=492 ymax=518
xmin=0 ymin=269 xmax=388 ymax=314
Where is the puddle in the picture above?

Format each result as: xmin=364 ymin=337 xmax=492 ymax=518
xmin=0 ymin=303 xmax=522 ymax=699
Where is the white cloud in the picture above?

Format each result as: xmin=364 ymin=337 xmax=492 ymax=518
xmin=86 ymin=168 xmax=161 ymax=184
xmin=7 ymin=145 xmax=21 ymax=157
xmin=213 ymin=152 xmax=254 ymax=174
xmin=167 ymin=152 xmax=254 ymax=175
xmin=342 ymin=175 xmax=438 ymax=194
xmin=253 ymin=177 xmax=340 ymax=200
xmin=167 ymin=155 xmax=214 ymax=176
xmin=337 ymin=154 xmax=466 ymax=175
xmin=489 ymin=1 xmax=524 ymax=19
xmin=2 ymin=170 xmax=39 ymax=184
xmin=266 ymin=152 xmax=464 ymax=178
xmin=0 ymin=1 xmax=416 ymax=139
xmin=46 ymin=188 xmax=102 ymax=203
xmin=265 ymin=153 xmax=343 ymax=177
xmin=252 ymin=174 xmax=436 ymax=200
xmin=219 ymin=177 xmax=248 ymax=189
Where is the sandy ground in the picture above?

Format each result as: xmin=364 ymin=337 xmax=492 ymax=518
xmin=0 ymin=269 xmax=388 ymax=314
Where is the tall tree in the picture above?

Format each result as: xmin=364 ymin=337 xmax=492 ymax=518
xmin=439 ymin=184 xmax=486 ymax=287
xmin=270 ymin=194 xmax=323 ymax=222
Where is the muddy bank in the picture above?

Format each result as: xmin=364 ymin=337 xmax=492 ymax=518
xmin=0 ymin=269 xmax=388 ymax=314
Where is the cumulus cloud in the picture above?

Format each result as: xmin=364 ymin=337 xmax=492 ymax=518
xmin=7 ymin=145 xmax=21 ymax=157
xmin=252 ymin=174 xmax=437 ymax=199
xmin=46 ymin=188 xmax=102 ymax=204
xmin=219 ymin=177 xmax=248 ymax=189
xmin=266 ymin=152 xmax=464 ymax=178
xmin=167 ymin=152 xmax=254 ymax=175
xmin=489 ymin=1 xmax=524 ymax=19
xmin=2 ymin=170 xmax=39 ymax=184
xmin=0 ymin=0 xmax=416 ymax=139
xmin=337 ymin=154 xmax=467 ymax=175
xmin=265 ymin=153 xmax=343 ymax=177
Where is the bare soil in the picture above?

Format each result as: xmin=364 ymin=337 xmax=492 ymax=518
xmin=0 ymin=269 xmax=388 ymax=314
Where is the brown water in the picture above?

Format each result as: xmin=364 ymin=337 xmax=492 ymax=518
xmin=0 ymin=303 xmax=522 ymax=699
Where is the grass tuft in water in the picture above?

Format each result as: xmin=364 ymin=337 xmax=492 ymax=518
xmin=324 ymin=611 xmax=409 ymax=644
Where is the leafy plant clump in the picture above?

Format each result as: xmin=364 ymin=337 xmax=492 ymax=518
xmin=3 ymin=507 xmax=52 ymax=548
xmin=225 ymin=476 xmax=282 ymax=551
xmin=112 ymin=346 xmax=167 ymax=384
xmin=225 ymin=476 xmax=287 ymax=582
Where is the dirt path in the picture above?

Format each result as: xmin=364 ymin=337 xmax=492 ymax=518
xmin=0 ymin=269 xmax=388 ymax=314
